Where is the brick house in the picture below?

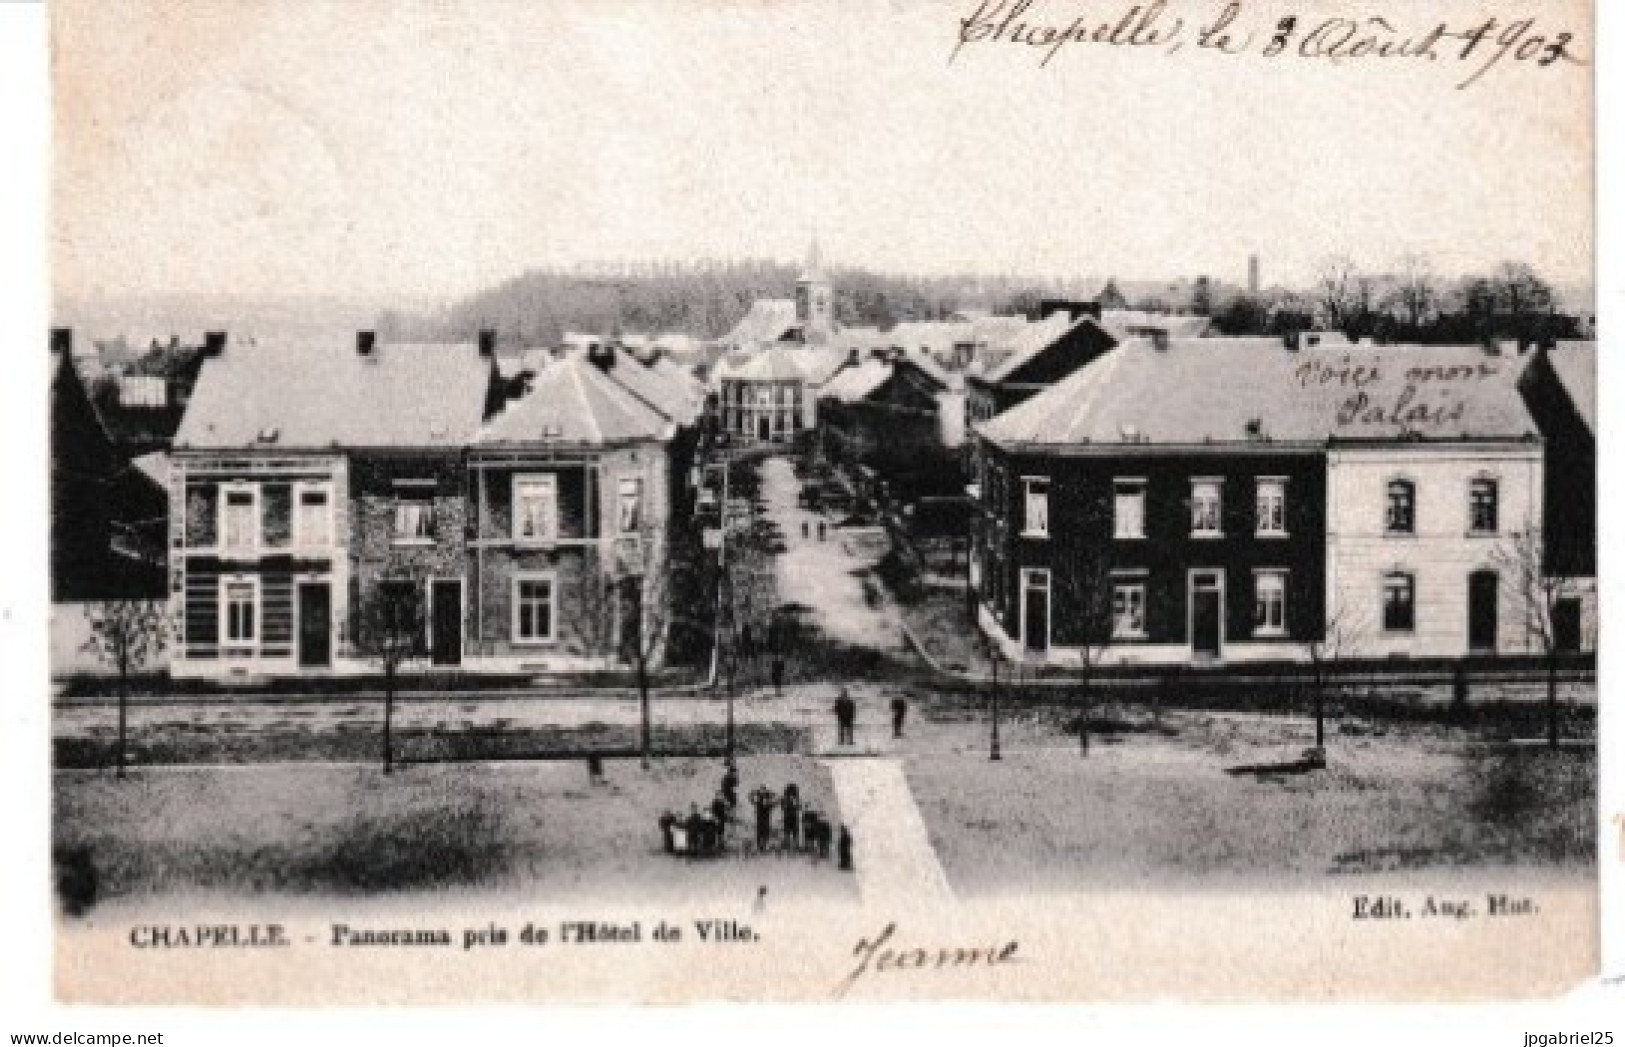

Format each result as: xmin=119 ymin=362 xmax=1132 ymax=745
xmin=468 ymin=352 xmax=677 ymax=671
xmin=974 ymin=337 xmax=1553 ymax=666
xmin=168 ymin=334 xmax=495 ymax=677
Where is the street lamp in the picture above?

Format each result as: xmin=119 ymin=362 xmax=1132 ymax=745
xmin=989 ymin=648 xmax=1002 ymax=762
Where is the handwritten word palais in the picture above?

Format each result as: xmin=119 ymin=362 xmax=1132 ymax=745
xmin=950 ymin=0 xmax=1587 ymax=88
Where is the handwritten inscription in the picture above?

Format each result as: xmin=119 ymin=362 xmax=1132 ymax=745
xmin=836 ymin=922 xmax=1020 ymax=996
xmin=951 ymin=0 xmax=1587 ymax=88
xmin=1290 ymin=354 xmax=1502 ymax=436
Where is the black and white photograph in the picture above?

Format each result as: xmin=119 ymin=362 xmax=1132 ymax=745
xmin=16 ymin=0 xmax=1612 ymax=1012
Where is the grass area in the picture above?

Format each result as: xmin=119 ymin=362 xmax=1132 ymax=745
xmin=903 ymin=705 xmax=1595 ymax=894
xmin=54 ymin=714 xmax=810 ymax=769
xmin=53 ymin=755 xmax=856 ymax=914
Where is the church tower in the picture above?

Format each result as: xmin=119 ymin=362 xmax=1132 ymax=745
xmin=795 ymin=237 xmax=834 ymax=344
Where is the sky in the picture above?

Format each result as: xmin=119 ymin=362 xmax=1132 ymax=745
xmin=50 ymin=0 xmax=1593 ymax=302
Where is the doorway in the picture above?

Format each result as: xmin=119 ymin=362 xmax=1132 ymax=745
xmin=1467 ymin=570 xmax=1498 ymax=653
xmin=1190 ymin=570 xmax=1224 ymax=660
xmin=296 ymin=582 xmax=331 ymax=668
xmin=1021 ymin=568 xmax=1050 ymax=655
xmin=430 ymin=579 xmax=463 ymax=667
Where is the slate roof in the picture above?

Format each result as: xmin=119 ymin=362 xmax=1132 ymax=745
xmin=600 ymin=352 xmax=702 ymax=426
xmin=979 ymin=314 xmax=1104 ymax=385
xmin=479 ymin=356 xmax=673 ymax=447
xmin=720 ymin=299 xmax=799 ymax=346
xmin=819 ymin=360 xmax=893 ymax=403
xmin=1544 ymin=341 xmax=1596 ymax=434
xmin=981 ymin=340 xmax=1541 ymax=451
xmin=175 ymin=341 xmax=494 ymax=451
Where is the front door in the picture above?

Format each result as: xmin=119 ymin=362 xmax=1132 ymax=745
xmin=1022 ymin=569 xmax=1050 ymax=655
xmin=296 ymin=582 xmax=331 ymax=668
xmin=1190 ymin=571 xmax=1223 ymax=660
xmin=430 ymin=580 xmax=462 ymax=666
xmin=1468 ymin=570 xmax=1498 ymax=652
xmin=1553 ymin=597 xmax=1582 ymax=652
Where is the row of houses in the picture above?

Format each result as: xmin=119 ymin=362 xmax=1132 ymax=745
xmin=970 ymin=337 xmax=1597 ymax=665
xmin=163 ymin=333 xmax=702 ymax=678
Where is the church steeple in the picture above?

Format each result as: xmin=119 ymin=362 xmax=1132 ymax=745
xmin=795 ymin=234 xmax=833 ymax=344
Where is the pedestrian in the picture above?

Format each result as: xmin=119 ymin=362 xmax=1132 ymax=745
xmin=834 ymin=689 xmax=856 ymax=746
xmin=817 ymin=520 xmax=826 ymax=541
xmin=837 ymin=825 xmax=854 ymax=871
xmin=587 ymin=753 xmax=605 ymax=784
xmin=781 ymin=784 xmax=802 ymax=851
xmin=711 ymin=792 xmax=730 ymax=841
xmin=750 ymin=785 xmax=777 ymax=852
xmin=802 ymin=520 xmax=809 ymax=539
xmin=817 ymin=818 xmax=833 ymax=860
xmin=771 ymin=656 xmax=785 ymax=696
xmin=801 ymin=807 xmax=819 ymax=855
xmin=891 ymin=696 xmax=907 ymax=739
xmin=752 ymin=886 xmax=768 ymax=915
xmin=721 ymin=764 xmax=740 ymax=810
xmin=684 ymin=804 xmax=705 ymax=859
xmin=658 ymin=810 xmax=677 ymax=855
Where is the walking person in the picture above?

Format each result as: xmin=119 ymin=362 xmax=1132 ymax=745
xmin=658 ymin=810 xmax=677 ymax=855
xmin=817 ymin=519 xmax=826 ymax=541
xmin=891 ymin=696 xmax=908 ymax=739
xmin=721 ymin=763 xmax=740 ymax=811
xmin=834 ymin=689 xmax=856 ymax=746
xmin=801 ymin=807 xmax=820 ymax=856
xmin=837 ymin=825 xmax=854 ymax=871
xmin=781 ymin=784 xmax=802 ymax=851
xmin=750 ymin=785 xmax=777 ymax=853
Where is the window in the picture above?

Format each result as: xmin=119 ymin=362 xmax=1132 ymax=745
xmin=393 ymin=488 xmax=436 ymax=543
xmin=618 ymin=477 xmax=644 ymax=534
xmin=513 ymin=575 xmax=556 ymax=643
xmin=1254 ymin=570 xmax=1287 ymax=636
xmin=296 ymin=486 xmax=332 ymax=548
xmin=1383 ymin=572 xmax=1416 ymax=632
xmin=1112 ymin=580 xmax=1147 ymax=638
xmin=223 ymin=580 xmax=257 ymax=644
xmin=513 ymin=475 xmax=558 ymax=543
xmin=1114 ymin=479 xmax=1146 ymax=539
xmin=1386 ymin=479 xmax=1415 ymax=534
xmin=1022 ymin=477 xmax=1050 ymax=537
xmin=222 ymin=487 xmax=258 ymax=552
xmin=1256 ymin=478 xmax=1287 ymax=537
xmin=1191 ymin=479 xmax=1222 ymax=537
xmin=1468 ymin=477 xmax=1499 ymax=534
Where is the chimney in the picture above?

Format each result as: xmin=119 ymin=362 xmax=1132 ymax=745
xmin=203 ymin=331 xmax=227 ymax=358
xmin=1282 ymin=331 xmax=1301 ymax=352
xmin=587 ymin=340 xmax=615 ymax=372
xmin=50 ymin=327 xmax=70 ymax=356
xmin=357 ymin=330 xmax=377 ymax=357
xmin=478 ymin=329 xmax=496 ymax=357
xmin=847 ymin=347 xmax=860 ymax=366
xmin=1149 ymin=330 xmax=1170 ymax=351
xmin=1079 ymin=301 xmax=1102 ymax=320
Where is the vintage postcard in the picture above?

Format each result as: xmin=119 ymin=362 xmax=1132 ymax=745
xmin=41 ymin=0 xmax=1603 ymax=1006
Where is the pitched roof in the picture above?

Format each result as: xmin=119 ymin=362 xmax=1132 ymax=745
xmin=980 ymin=314 xmax=1103 ymax=385
xmin=720 ymin=299 xmax=799 ymax=346
xmin=719 ymin=345 xmax=815 ymax=383
xmin=601 ymin=353 xmax=702 ymax=426
xmin=175 ymin=341 xmax=493 ymax=451
xmin=981 ymin=340 xmax=1541 ymax=451
xmin=819 ymin=360 xmax=893 ymax=403
xmin=799 ymin=346 xmax=850 ymax=386
xmin=1544 ymin=341 xmax=1595 ymax=433
xmin=1100 ymin=310 xmax=1212 ymax=339
xmin=479 ymin=356 xmax=673 ymax=447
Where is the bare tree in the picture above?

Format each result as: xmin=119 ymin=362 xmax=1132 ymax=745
xmin=355 ymin=576 xmax=427 ymax=774
xmin=82 ymin=600 xmax=168 ymax=779
xmin=1388 ymin=252 xmax=1438 ymax=330
xmin=1053 ymin=537 xmax=1117 ymax=757
xmin=1314 ymin=254 xmax=1360 ymax=333
xmin=1493 ymin=525 xmax=1582 ymax=750
xmin=1302 ymin=603 xmax=1369 ymax=761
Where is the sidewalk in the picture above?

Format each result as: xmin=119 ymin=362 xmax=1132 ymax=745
xmin=824 ymin=758 xmax=954 ymax=906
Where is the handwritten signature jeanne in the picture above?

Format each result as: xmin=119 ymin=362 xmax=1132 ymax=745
xmin=950 ymin=0 xmax=1586 ymax=89
xmin=835 ymin=922 xmax=1021 ymax=997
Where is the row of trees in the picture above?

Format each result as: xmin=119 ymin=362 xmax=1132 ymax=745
xmin=1210 ymin=257 xmax=1587 ymax=345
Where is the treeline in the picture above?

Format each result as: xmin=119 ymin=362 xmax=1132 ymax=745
xmin=1208 ymin=258 xmax=1590 ymax=345
xmin=377 ymin=260 xmax=1101 ymax=345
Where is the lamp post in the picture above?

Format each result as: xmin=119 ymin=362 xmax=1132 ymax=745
xmin=989 ymin=649 xmax=1002 ymax=762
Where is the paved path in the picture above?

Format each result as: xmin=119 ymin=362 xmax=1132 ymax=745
xmin=759 ymin=457 xmax=904 ymax=654
xmin=824 ymin=758 xmax=954 ymax=907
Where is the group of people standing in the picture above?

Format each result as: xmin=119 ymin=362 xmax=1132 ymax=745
xmin=656 ymin=762 xmax=853 ymax=871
